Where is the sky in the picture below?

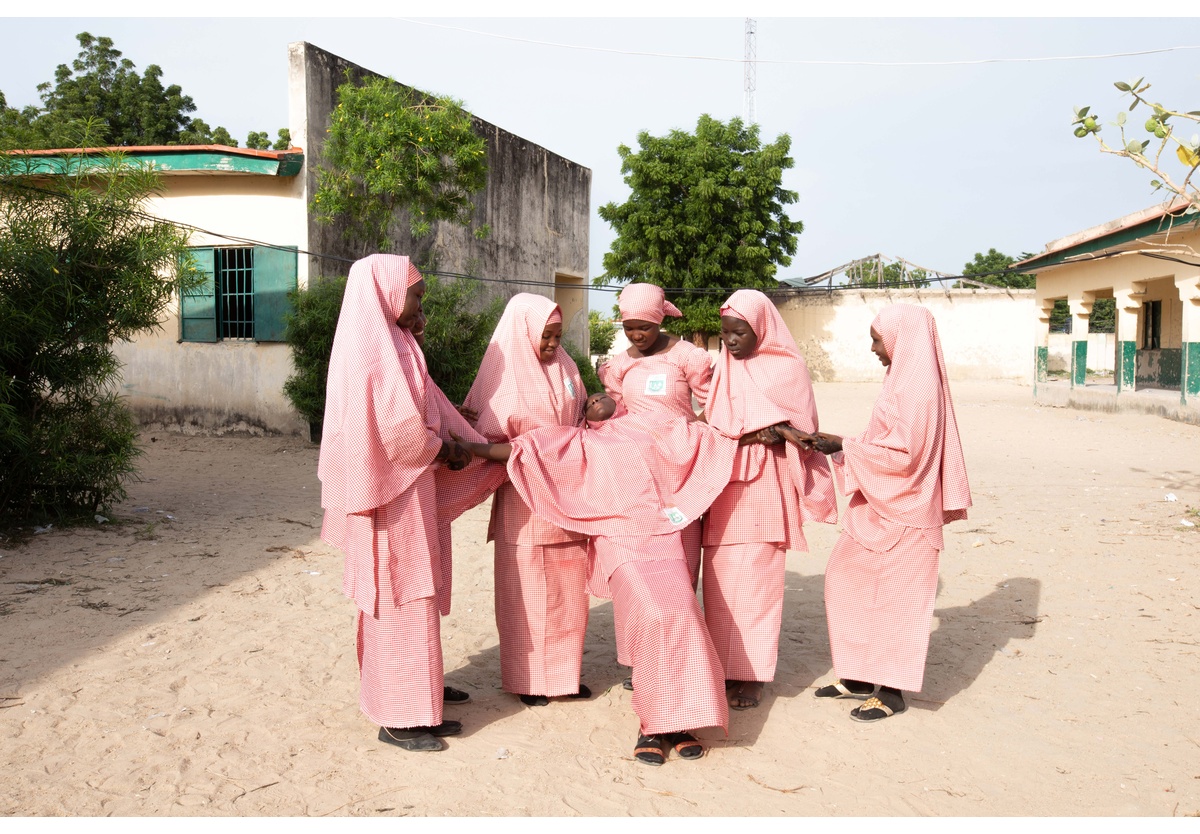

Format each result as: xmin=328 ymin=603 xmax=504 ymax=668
xmin=4 ymin=7 xmax=1200 ymax=312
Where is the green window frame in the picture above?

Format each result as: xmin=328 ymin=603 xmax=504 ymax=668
xmin=179 ymin=245 xmax=297 ymax=343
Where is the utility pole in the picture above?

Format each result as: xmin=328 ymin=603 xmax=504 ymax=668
xmin=744 ymin=18 xmax=757 ymax=125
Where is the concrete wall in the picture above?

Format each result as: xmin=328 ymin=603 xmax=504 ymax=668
xmin=113 ymin=175 xmax=309 ymax=436
xmin=290 ymin=42 xmax=592 ymax=353
xmin=1047 ymin=332 xmax=1115 ymax=373
xmin=776 ymin=288 xmax=1036 ymax=383
xmin=596 ymin=289 xmax=1036 ymax=384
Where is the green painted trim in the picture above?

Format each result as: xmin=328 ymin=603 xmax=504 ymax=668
xmin=1072 ymin=340 xmax=1088 ymax=387
xmin=1117 ymin=341 xmax=1136 ymax=391
xmin=1035 ymin=346 xmax=1048 ymax=384
xmin=1186 ymin=341 xmax=1200 ymax=403
xmin=6 ymin=150 xmax=303 ymax=177
xmin=1020 ymin=211 xmax=1200 ymax=271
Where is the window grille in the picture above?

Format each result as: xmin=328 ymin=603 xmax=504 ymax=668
xmin=217 ymin=248 xmax=255 ymax=340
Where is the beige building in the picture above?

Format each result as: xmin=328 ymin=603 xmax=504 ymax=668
xmin=1016 ymin=200 xmax=1200 ymax=425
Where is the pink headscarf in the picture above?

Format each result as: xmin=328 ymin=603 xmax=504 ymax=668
xmin=847 ymin=304 xmax=971 ymax=526
xmin=463 ymin=293 xmax=583 ymax=441
xmin=506 ymin=411 xmax=737 ymax=537
xmin=706 ymin=289 xmax=837 ymax=524
xmin=318 ymin=254 xmax=439 ymax=515
xmin=617 ymin=283 xmax=682 ymax=325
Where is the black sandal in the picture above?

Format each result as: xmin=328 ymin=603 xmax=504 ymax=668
xmin=443 ymin=686 xmax=471 ymax=705
xmin=634 ymin=734 xmax=666 ymax=766
xmin=669 ymin=732 xmax=704 ymax=760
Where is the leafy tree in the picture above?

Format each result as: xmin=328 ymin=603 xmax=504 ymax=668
xmin=0 ymin=32 xmax=285 ymax=151
xmin=271 ymin=129 xmax=292 ymax=151
xmin=589 ymin=310 xmax=618 ymax=356
xmin=311 ymin=72 xmax=490 ymax=251
xmin=597 ymin=115 xmax=802 ymax=345
xmin=845 ymin=258 xmax=931 ymax=288
xmin=0 ymin=137 xmax=201 ymax=523
xmin=961 ymin=248 xmax=1035 ymax=288
xmin=245 ymin=131 xmax=270 ymax=150
xmin=1071 ymin=77 xmax=1200 ymax=212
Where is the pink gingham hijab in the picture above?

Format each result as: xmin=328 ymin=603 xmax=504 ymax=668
xmin=463 ymin=293 xmax=583 ymax=441
xmin=318 ymin=254 xmax=438 ymax=515
xmin=850 ymin=304 xmax=971 ymax=526
xmin=706 ymin=289 xmax=836 ymax=523
xmin=617 ymin=283 xmax=682 ymax=325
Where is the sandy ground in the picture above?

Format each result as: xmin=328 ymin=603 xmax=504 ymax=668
xmin=2 ymin=380 xmax=1199 ymax=818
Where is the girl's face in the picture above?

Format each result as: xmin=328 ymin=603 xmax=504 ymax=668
xmin=870 ymin=326 xmax=891 ymax=367
xmin=539 ymin=322 xmax=563 ymax=363
xmin=411 ymin=309 xmax=427 ymax=347
xmin=584 ymin=392 xmax=616 ymax=422
xmin=396 ymin=280 xmax=425 ymax=330
xmin=720 ymin=315 xmax=758 ymax=360
xmin=622 ymin=319 xmax=661 ymax=353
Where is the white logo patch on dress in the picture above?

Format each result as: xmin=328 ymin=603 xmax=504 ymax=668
xmin=663 ymin=507 xmax=688 ymax=526
xmin=644 ymin=374 xmax=667 ymax=395
xmin=565 ymin=379 xmax=576 ymax=398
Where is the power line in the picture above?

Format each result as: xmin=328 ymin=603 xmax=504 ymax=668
xmin=399 ymin=18 xmax=1200 ymax=68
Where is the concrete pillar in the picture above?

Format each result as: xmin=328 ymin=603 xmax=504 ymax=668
xmin=1034 ymin=298 xmax=1055 ymax=394
xmin=1069 ymin=294 xmax=1095 ymax=388
xmin=1175 ymin=272 xmax=1200 ymax=405
xmin=1113 ymin=286 xmax=1143 ymax=393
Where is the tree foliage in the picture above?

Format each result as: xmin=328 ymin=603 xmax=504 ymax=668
xmin=1071 ymin=77 xmax=1200 ymax=213
xmin=311 ymin=73 xmax=490 ymax=252
xmin=597 ymin=115 xmax=802 ymax=344
xmin=960 ymin=248 xmax=1035 ymax=289
xmin=0 ymin=32 xmax=287 ymax=151
xmin=588 ymin=310 xmax=618 ymax=356
xmin=845 ymin=258 xmax=931 ymax=288
xmin=0 ymin=141 xmax=200 ymax=523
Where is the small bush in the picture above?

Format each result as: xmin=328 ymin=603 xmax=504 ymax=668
xmin=563 ymin=340 xmax=604 ymax=396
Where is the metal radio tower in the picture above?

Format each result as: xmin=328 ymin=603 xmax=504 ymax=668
xmin=743 ymin=18 xmax=757 ymax=125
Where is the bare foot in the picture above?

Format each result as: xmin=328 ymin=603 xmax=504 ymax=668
xmin=729 ymin=680 xmax=764 ymax=710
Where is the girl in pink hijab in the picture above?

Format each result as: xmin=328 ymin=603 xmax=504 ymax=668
xmin=461 ymin=293 xmax=591 ymax=707
xmin=704 ymin=289 xmax=838 ymax=712
xmin=454 ymin=392 xmax=738 ymax=765
xmin=779 ymin=304 xmax=971 ymax=722
xmin=318 ymin=255 xmax=502 ymax=753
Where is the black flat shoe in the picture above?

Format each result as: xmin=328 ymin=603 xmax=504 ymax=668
xmin=443 ymin=686 xmax=471 ymax=705
xmin=377 ymin=720 xmax=462 ymax=752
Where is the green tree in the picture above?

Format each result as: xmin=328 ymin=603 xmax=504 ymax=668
xmin=846 ymin=258 xmax=931 ymax=288
xmin=597 ymin=115 xmax=802 ymax=345
xmin=589 ymin=309 xmax=618 ymax=356
xmin=311 ymin=73 xmax=490 ymax=251
xmin=245 ymin=131 xmax=270 ymax=150
xmin=1071 ymin=77 xmax=1200 ymax=212
xmin=960 ymin=248 xmax=1035 ymax=288
xmin=0 ymin=138 xmax=201 ymax=523
xmin=0 ymin=32 xmax=284 ymax=151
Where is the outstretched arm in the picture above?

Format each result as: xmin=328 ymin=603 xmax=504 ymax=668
xmin=450 ymin=431 xmax=512 ymax=462
xmin=776 ymin=424 xmax=843 ymax=455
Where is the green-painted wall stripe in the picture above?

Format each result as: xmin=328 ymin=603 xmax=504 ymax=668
xmin=1186 ymin=341 xmax=1200 ymax=402
xmin=6 ymin=151 xmax=302 ymax=177
xmin=1072 ymin=340 xmax=1088 ymax=387
xmin=1035 ymin=346 xmax=1048 ymax=385
xmin=1118 ymin=341 xmax=1136 ymax=391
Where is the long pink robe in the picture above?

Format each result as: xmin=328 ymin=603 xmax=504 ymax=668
xmin=825 ymin=304 xmax=972 ymax=692
xmin=462 ymin=294 xmax=589 ymax=698
xmin=318 ymin=255 xmax=502 ymax=728
xmin=505 ymin=411 xmax=738 ymax=734
xmin=703 ymin=290 xmax=838 ymax=683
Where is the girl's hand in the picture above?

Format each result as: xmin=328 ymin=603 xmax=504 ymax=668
xmin=456 ymin=404 xmax=479 ymax=424
xmin=808 ymin=432 xmax=843 ymax=455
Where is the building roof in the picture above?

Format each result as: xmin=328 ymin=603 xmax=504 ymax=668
xmin=1015 ymin=197 xmax=1198 ymax=272
xmin=3 ymin=145 xmax=304 ymax=177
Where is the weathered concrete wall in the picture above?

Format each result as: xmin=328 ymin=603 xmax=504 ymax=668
xmin=775 ymin=288 xmax=1036 ymax=383
xmin=291 ymin=42 xmax=591 ymax=352
xmin=114 ymin=175 xmax=308 ymax=436
xmin=1047 ymin=332 xmax=1115 ymax=373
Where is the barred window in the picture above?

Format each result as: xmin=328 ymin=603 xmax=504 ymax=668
xmin=180 ymin=246 xmax=297 ymax=343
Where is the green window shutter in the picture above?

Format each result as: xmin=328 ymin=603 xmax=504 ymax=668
xmin=180 ymin=247 xmax=217 ymax=343
xmin=253 ymin=245 xmax=298 ymax=342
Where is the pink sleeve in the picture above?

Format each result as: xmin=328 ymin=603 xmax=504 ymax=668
xmin=682 ymin=346 xmax=712 ymax=410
